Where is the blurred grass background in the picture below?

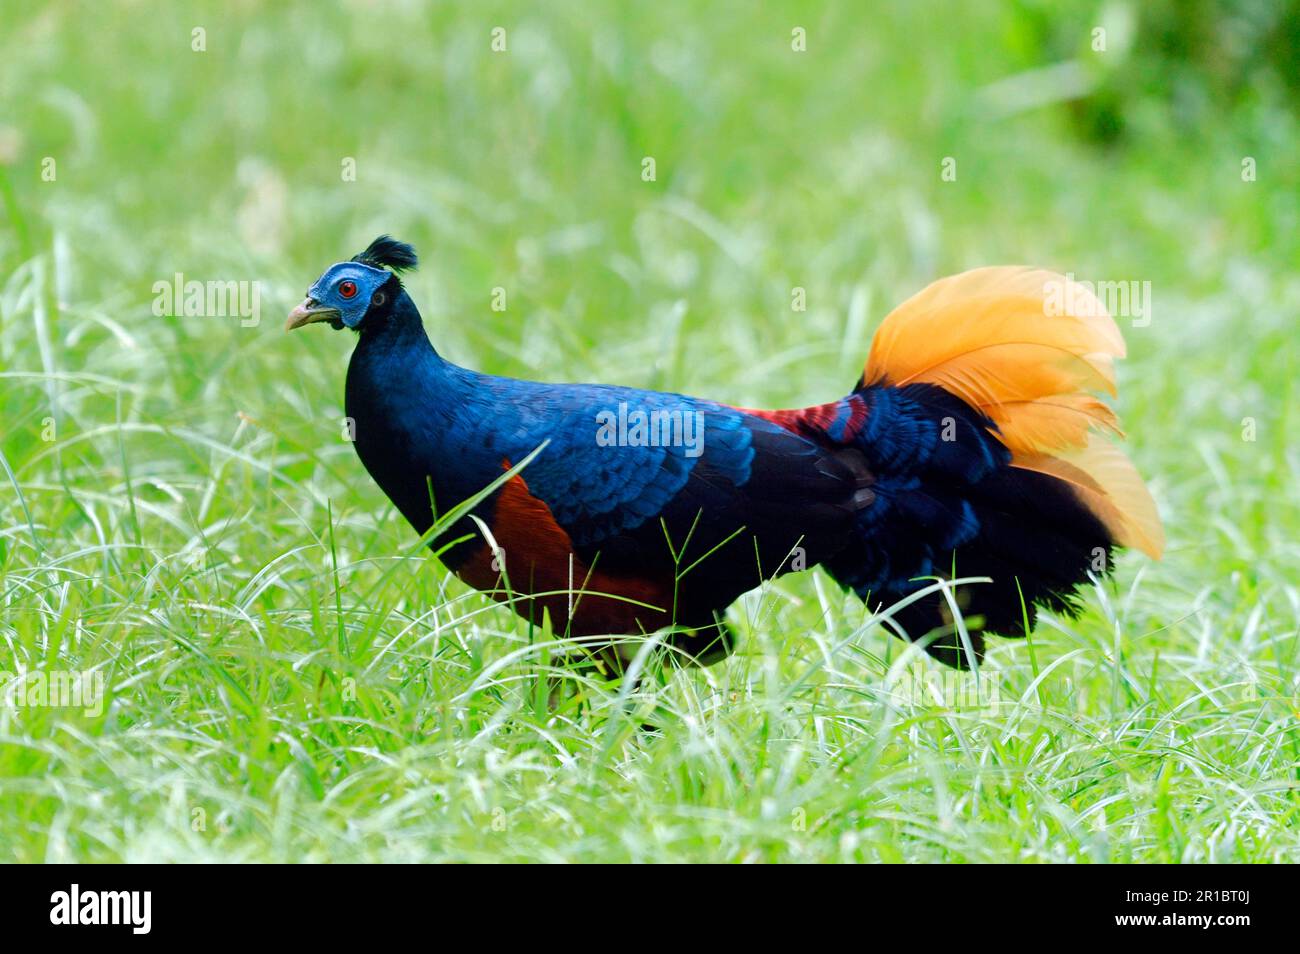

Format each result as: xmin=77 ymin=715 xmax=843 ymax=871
xmin=1 ymin=0 xmax=1298 ymax=861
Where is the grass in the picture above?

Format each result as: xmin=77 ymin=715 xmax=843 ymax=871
xmin=1 ymin=0 xmax=1298 ymax=862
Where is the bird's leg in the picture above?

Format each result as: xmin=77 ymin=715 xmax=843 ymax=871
xmin=544 ymin=639 xmax=640 ymax=710
xmin=665 ymin=612 xmax=736 ymax=667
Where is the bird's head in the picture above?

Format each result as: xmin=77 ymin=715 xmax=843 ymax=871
xmin=285 ymin=235 xmax=418 ymax=332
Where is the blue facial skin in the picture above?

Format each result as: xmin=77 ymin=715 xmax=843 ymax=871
xmin=307 ymin=261 xmax=393 ymax=328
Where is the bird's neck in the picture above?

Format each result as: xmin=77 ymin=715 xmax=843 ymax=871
xmin=347 ymin=288 xmax=477 ymax=420
xmin=355 ymin=287 xmax=440 ymax=359
xmin=349 ymin=290 xmax=452 ymax=383
xmin=344 ymin=289 xmax=480 ymax=531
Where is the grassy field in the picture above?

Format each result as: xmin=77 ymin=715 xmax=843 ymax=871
xmin=1 ymin=1 xmax=1298 ymax=862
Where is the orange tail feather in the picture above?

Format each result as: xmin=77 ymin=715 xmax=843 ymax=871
xmin=865 ymin=266 xmax=1163 ymax=558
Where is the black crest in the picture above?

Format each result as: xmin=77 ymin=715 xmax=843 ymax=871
xmin=352 ymin=235 xmax=418 ymax=272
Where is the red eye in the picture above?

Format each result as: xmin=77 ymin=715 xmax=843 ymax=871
xmin=339 ymin=280 xmax=358 ymax=299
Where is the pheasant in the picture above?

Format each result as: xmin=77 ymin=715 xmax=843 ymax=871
xmin=286 ymin=237 xmax=1162 ymax=669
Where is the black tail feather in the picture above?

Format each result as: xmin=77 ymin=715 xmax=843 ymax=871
xmin=824 ymin=382 xmax=1116 ymax=669
xmin=878 ymin=466 xmax=1114 ymax=668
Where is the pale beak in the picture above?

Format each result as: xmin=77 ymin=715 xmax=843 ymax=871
xmin=285 ymin=298 xmax=342 ymax=331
